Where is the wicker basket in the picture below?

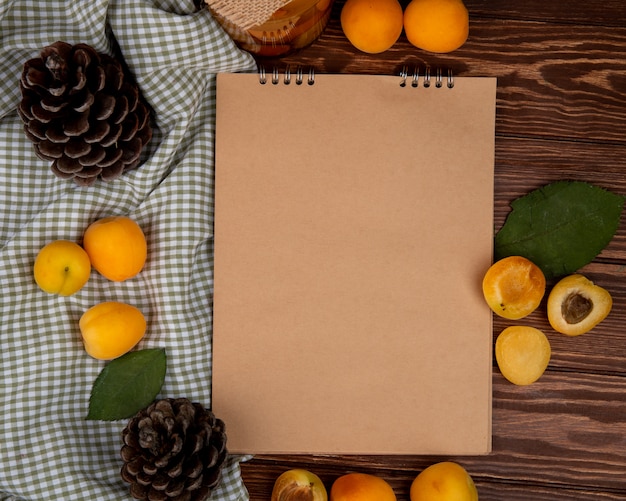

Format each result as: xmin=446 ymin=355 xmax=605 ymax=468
xmin=203 ymin=0 xmax=334 ymax=57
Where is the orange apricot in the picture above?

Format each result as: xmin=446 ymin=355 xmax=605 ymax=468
xmin=482 ymin=256 xmax=546 ymax=320
xmin=410 ymin=461 xmax=478 ymax=501
xmin=83 ymin=215 xmax=147 ymax=282
xmin=33 ymin=240 xmax=91 ymax=296
xmin=330 ymin=473 xmax=396 ymax=501
xmin=79 ymin=301 xmax=147 ymax=360
xmin=404 ymin=0 xmax=469 ymax=53
xmin=340 ymin=0 xmax=404 ymax=54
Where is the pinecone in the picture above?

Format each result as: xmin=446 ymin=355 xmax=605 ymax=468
xmin=18 ymin=41 xmax=153 ymax=186
xmin=120 ymin=398 xmax=228 ymax=501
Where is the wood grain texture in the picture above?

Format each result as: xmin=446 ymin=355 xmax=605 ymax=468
xmin=239 ymin=1 xmax=626 ymax=499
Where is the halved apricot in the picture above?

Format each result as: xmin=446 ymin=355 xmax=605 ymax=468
xmin=495 ymin=326 xmax=551 ymax=385
xmin=547 ymin=274 xmax=612 ymax=336
xmin=482 ymin=256 xmax=546 ymax=320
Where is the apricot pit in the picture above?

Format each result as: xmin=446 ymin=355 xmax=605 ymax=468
xmin=547 ymin=274 xmax=612 ymax=336
xmin=482 ymin=255 xmax=546 ymax=319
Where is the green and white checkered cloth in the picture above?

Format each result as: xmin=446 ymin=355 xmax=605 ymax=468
xmin=0 ymin=1 xmax=257 ymax=499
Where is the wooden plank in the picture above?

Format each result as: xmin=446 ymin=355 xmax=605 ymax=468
xmin=242 ymin=461 xmax=626 ymax=501
xmin=468 ymin=0 xmax=626 ymax=26
xmin=490 ymin=263 xmax=626 ymax=376
xmin=240 ymin=372 xmax=626 ymax=500
xmin=241 ymin=1 xmax=626 ymax=499
xmin=493 ymin=137 xmax=626 ymax=260
xmin=268 ymin=19 xmax=626 ymax=144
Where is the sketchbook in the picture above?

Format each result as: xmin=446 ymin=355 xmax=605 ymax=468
xmin=212 ymin=67 xmax=497 ymax=455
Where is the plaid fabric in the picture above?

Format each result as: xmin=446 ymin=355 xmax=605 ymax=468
xmin=0 ymin=1 xmax=256 ymax=499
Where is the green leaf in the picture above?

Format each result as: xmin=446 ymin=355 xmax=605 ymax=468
xmin=87 ymin=348 xmax=166 ymax=421
xmin=495 ymin=181 xmax=624 ymax=279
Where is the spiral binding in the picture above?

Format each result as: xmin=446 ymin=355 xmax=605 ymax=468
xmin=259 ymin=65 xmax=315 ymax=86
xmin=400 ymin=66 xmax=454 ymax=88
xmin=258 ymin=65 xmax=453 ymax=88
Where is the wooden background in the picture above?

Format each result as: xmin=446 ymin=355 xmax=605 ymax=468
xmin=240 ymin=0 xmax=626 ymax=499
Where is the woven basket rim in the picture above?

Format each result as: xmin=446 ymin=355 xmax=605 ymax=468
xmin=205 ymin=0 xmax=292 ymax=30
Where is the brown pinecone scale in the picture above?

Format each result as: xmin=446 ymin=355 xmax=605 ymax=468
xmin=120 ymin=398 xmax=228 ymax=501
xmin=18 ymin=41 xmax=153 ymax=186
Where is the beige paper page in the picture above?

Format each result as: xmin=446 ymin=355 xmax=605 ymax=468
xmin=213 ymin=71 xmax=497 ymax=455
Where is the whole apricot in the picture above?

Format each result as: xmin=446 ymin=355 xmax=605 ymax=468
xmin=79 ymin=301 xmax=147 ymax=360
xmin=410 ymin=461 xmax=478 ymax=501
xmin=495 ymin=325 xmax=551 ymax=386
xmin=83 ymin=216 xmax=147 ymax=282
xmin=33 ymin=240 xmax=91 ymax=296
xmin=547 ymin=274 xmax=612 ymax=336
xmin=404 ymin=0 xmax=469 ymax=53
xmin=330 ymin=473 xmax=396 ymax=501
xmin=482 ymin=256 xmax=546 ymax=320
xmin=271 ymin=469 xmax=328 ymax=501
xmin=340 ymin=0 xmax=404 ymax=54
